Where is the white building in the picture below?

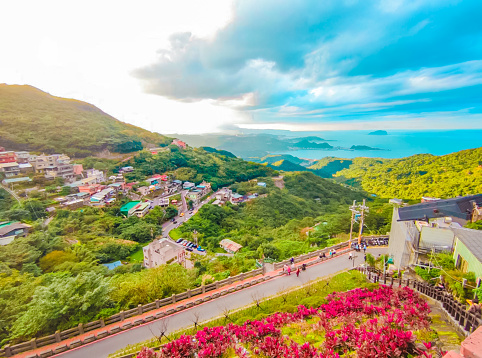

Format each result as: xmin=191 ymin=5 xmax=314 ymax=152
xmin=86 ymin=169 xmax=105 ymax=184
xmin=143 ymin=238 xmax=186 ymax=268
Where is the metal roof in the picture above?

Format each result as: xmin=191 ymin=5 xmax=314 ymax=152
xmin=398 ymin=194 xmax=482 ymax=222
xmin=452 ymin=228 xmax=482 ymax=263
xmin=0 ymin=222 xmax=32 ymax=236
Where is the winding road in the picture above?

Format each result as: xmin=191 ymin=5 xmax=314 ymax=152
xmin=54 ymin=247 xmax=387 ymax=358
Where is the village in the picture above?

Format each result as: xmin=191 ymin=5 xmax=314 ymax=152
xmin=0 ymin=144 xmax=268 ymax=271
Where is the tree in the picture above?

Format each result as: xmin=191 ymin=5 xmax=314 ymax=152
xmin=120 ymin=221 xmax=159 ymax=242
xmin=11 ymin=272 xmax=113 ymax=339
xmin=39 ymin=250 xmax=78 ymax=272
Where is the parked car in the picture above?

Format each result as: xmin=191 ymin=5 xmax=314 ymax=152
xmin=173 ymin=220 xmax=177 ymax=224
xmin=186 ymin=247 xmax=194 ymax=252
xmin=176 ymin=238 xmax=183 ymax=243
xmin=197 ymin=246 xmax=206 ymax=252
xmin=181 ymin=240 xmax=188 ymax=246
xmin=180 ymin=212 xmax=185 ymax=217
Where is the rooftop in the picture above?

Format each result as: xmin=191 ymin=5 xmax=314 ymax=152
xmin=398 ymin=194 xmax=482 ymax=223
xmin=452 ymin=227 xmax=482 ymax=262
xmin=2 ymin=177 xmax=32 ymax=184
xmin=102 ymin=260 xmax=123 ymax=270
xmin=0 ymin=222 xmax=32 ymax=236
xmin=120 ymin=201 xmax=141 ymax=213
xmin=219 ymin=238 xmax=243 ymax=252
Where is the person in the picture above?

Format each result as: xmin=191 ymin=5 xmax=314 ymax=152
xmin=290 ymin=257 xmax=294 ymax=264
xmin=349 ymin=252 xmax=353 ymax=260
xmin=364 ymin=254 xmax=367 ymax=262
xmin=363 ymin=244 xmax=367 ymax=253
xmin=291 ymin=263 xmax=296 ymax=272
xmin=302 ymin=263 xmax=306 ymax=271
xmin=296 ymin=267 xmax=300 ymax=277
xmin=329 ymin=250 xmax=333 ymax=257
xmin=283 ymin=264 xmax=288 ymax=274
xmin=333 ymin=249 xmax=337 ymax=256
xmin=287 ymin=266 xmax=291 ymax=275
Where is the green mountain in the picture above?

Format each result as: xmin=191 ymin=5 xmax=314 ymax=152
xmin=268 ymin=159 xmax=309 ymax=172
xmin=313 ymin=148 xmax=482 ymax=199
xmin=0 ymin=84 xmax=171 ymax=157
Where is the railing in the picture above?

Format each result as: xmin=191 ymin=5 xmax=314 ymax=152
xmin=355 ymin=267 xmax=482 ymax=336
xmin=0 ymin=239 xmax=360 ymax=357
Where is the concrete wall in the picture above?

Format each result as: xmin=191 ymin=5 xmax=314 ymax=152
xmin=388 ymin=207 xmax=418 ymax=269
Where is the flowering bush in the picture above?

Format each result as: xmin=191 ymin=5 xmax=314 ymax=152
xmin=138 ymin=286 xmax=436 ymax=357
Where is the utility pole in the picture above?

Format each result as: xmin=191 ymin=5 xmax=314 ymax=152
xmin=349 ymin=200 xmax=358 ymax=247
xmin=357 ymin=199 xmax=369 ymax=245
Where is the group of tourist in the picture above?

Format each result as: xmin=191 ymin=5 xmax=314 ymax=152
xmin=283 ymin=257 xmax=306 ymax=277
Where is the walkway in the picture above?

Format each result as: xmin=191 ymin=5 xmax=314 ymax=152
xmin=13 ymin=247 xmax=387 ymax=358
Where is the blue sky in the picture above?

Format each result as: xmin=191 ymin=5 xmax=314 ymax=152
xmin=134 ymin=0 xmax=482 ymax=131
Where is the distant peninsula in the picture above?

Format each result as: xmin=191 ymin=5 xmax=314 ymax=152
xmin=350 ymin=145 xmax=384 ymax=151
xmin=368 ymin=130 xmax=388 ymax=135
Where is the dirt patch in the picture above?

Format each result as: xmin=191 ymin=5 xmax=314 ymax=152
xmin=273 ymin=176 xmax=285 ymax=189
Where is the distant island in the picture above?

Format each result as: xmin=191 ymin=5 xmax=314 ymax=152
xmin=350 ymin=145 xmax=384 ymax=151
xmin=368 ymin=130 xmax=388 ymax=135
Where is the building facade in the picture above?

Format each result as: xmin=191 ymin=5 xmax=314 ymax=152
xmin=143 ymin=238 xmax=186 ymax=268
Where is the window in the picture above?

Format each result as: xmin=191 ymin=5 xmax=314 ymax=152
xmin=456 ymin=255 xmax=469 ymax=273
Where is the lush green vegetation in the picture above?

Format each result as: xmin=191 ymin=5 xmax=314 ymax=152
xmin=172 ymin=172 xmax=391 ymax=261
xmin=0 ymin=84 xmax=171 ymax=157
xmin=309 ymin=147 xmax=482 ymax=199
xmin=120 ymin=148 xmax=275 ymax=190
xmin=407 ymin=252 xmax=479 ymax=302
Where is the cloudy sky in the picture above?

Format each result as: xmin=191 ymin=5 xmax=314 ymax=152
xmin=1 ymin=0 xmax=482 ymax=134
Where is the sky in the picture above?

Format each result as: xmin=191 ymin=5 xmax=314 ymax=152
xmin=1 ymin=0 xmax=482 ymax=134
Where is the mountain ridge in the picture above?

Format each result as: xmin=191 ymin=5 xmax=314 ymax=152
xmin=0 ymin=84 xmax=171 ymax=157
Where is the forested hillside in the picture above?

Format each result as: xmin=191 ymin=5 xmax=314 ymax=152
xmin=332 ymin=147 xmax=482 ymax=199
xmin=121 ymin=146 xmax=275 ymax=190
xmin=0 ymin=84 xmax=171 ymax=156
xmin=172 ymin=172 xmax=391 ymax=261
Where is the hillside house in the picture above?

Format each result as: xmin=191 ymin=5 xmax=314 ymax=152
xmin=0 ymin=162 xmax=20 ymax=177
xmin=143 ymin=238 xmax=186 ymax=268
xmin=452 ymin=228 xmax=482 ymax=280
xmin=231 ymin=193 xmax=244 ymax=204
xmin=0 ymin=151 xmax=17 ymax=164
xmin=2 ymin=177 xmax=32 ymax=185
xmin=183 ymin=181 xmax=195 ymax=190
xmin=120 ymin=201 xmax=150 ymax=217
xmin=388 ymin=194 xmax=482 ymax=269
xmin=257 ymin=182 xmax=267 ymax=187
xmin=14 ymin=151 xmax=30 ymax=164
xmin=78 ymin=184 xmax=102 ymax=195
xmin=137 ymin=186 xmax=150 ymax=196
xmin=90 ymin=187 xmax=115 ymax=205
xmin=188 ymin=190 xmax=203 ymax=204
xmin=0 ymin=222 xmax=32 ymax=245
xmin=215 ymin=188 xmax=232 ymax=203
xmin=73 ymin=164 xmax=84 ymax=175
xmin=119 ymin=166 xmax=134 ymax=173
xmin=220 ymin=239 xmax=243 ymax=254
xmin=86 ymin=169 xmax=105 ymax=183
xmin=18 ymin=163 xmax=33 ymax=174
xmin=172 ymin=139 xmax=186 ymax=149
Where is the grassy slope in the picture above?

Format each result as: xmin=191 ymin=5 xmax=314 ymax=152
xmin=0 ymin=84 xmax=171 ymax=157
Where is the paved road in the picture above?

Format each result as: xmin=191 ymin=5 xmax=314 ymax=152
xmin=160 ymin=193 xmax=215 ymax=239
xmin=57 ymin=247 xmax=387 ymax=358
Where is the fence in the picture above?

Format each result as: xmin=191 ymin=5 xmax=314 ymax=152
xmin=355 ymin=267 xmax=482 ymax=336
xmin=0 ymin=239 xmax=359 ymax=357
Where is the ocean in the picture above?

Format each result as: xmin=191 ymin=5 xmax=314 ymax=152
xmin=271 ymin=129 xmax=482 ymax=160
